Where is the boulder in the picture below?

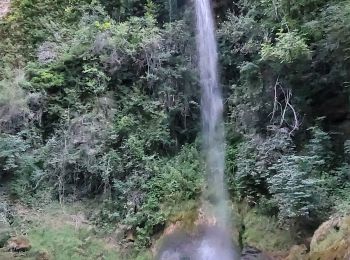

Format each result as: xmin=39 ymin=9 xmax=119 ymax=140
xmin=6 ymin=236 xmax=31 ymax=252
xmin=36 ymin=250 xmax=51 ymax=260
xmin=310 ymin=216 xmax=342 ymax=250
xmin=308 ymin=216 xmax=350 ymax=260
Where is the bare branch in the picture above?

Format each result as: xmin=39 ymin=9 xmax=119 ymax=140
xmin=270 ymin=77 xmax=300 ymax=135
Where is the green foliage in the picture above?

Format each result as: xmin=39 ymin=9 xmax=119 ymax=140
xmin=332 ymin=185 xmax=350 ymax=216
xmin=317 ymin=1 xmax=350 ymax=61
xmin=233 ymin=125 xmax=333 ymax=224
xmin=268 ymin=126 xmax=332 ymax=223
xmin=242 ymin=208 xmax=295 ymax=251
xmin=324 ymin=140 xmax=350 ymax=216
xmin=1 ymin=3 xmax=200 ymax=249
xmin=218 ymin=13 xmax=264 ymax=69
xmin=219 ymin=0 xmax=350 ymax=232
xmin=0 ymin=134 xmax=29 ymax=174
xmin=261 ymin=30 xmax=310 ymax=63
xmin=268 ymin=155 xmax=323 ymax=222
xmin=0 ymin=0 xmax=92 ymax=69
xmin=0 ymin=70 xmax=32 ymax=133
xmin=27 ymin=224 xmax=121 ymax=260
xmin=3 ymin=0 xmax=350 ymax=253
xmin=101 ymin=145 xmax=202 ymax=249
xmin=233 ymin=129 xmax=293 ymax=202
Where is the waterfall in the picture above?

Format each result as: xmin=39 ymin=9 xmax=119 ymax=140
xmin=195 ymin=0 xmax=228 ymax=230
xmin=195 ymin=0 xmax=237 ymax=258
xmin=157 ymin=1 xmax=238 ymax=258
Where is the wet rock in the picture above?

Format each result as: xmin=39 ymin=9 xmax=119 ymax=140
xmin=6 ymin=236 xmax=31 ymax=252
xmin=157 ymin=226 xmax=239 ymax=260
xmin=241 ymin=246 xmax=273 ymax=260
xmin=163 ymin=221 xmax=182 ymax=236
xmin=194 ymin=207 xmax=218 ymax=227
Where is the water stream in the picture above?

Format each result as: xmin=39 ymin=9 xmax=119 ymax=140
xmin=157 ymin=1 xmax=238 ymax=258
xmin=195 ymin=0 xmax=228 ymax=228
xmin=194 ymin=0 xmax=237 ymax=258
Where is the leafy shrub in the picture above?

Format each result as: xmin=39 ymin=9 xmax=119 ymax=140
xmin=27 ymin=224 xmax=121 ymax=260
xmin=242 ymin=208 xmax=295 ymax=251
xmin=233 ymin=128 xmax=293 ymax=202
xmin=0 ymin=134 xmax=29 ymax=176
xmin=268 ymin=155 xmax=324 ymax=222
xmin=0 ymin=70 xmax=32 ymax=133
xmin=233 ymin=125 xmax=333 ymax=224
xmin=268 ymin=126 xmax=332 ymax=223
xmin=261 ymin=30 xmax=310 ymax=63
xmin=121 ymin=145 xmax=202 ymax=249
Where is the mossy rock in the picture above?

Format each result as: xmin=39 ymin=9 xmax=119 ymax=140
xmin=309 ymin=216 xmax=350 ymax=259
xmin=167 ymin=200 xmax=198 ymax=230
xmin=241 ymin=210 xmax=295 ymax=252
xmin=7 ymin=236 xmax=32 ymax=252
xmin=35 ymin=250 xmax=51 ymax=260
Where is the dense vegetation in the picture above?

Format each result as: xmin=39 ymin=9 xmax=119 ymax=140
xmin=1 ymin=0 xmax=350 ymax=256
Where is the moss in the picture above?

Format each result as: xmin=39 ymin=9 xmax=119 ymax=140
xmin=27 ymin=225 xmax=121 ymax=260
xmin=312 ymin=228 xmax=344 ymax=253
xmin=167 ymin=200 xmax=198 ymax=230
xmin=242 ymin=209 xmax=295 ymax=252
xmin=133 ymin=251 xmax=153 ymax=260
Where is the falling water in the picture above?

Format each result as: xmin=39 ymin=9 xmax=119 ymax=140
xmin=157 ymin=1 xmax=238 ymax=258
xmin=195 ymin=0 xmax=228 ymax=228
xmin=194 ymin=0 xmax=237 ymax=259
